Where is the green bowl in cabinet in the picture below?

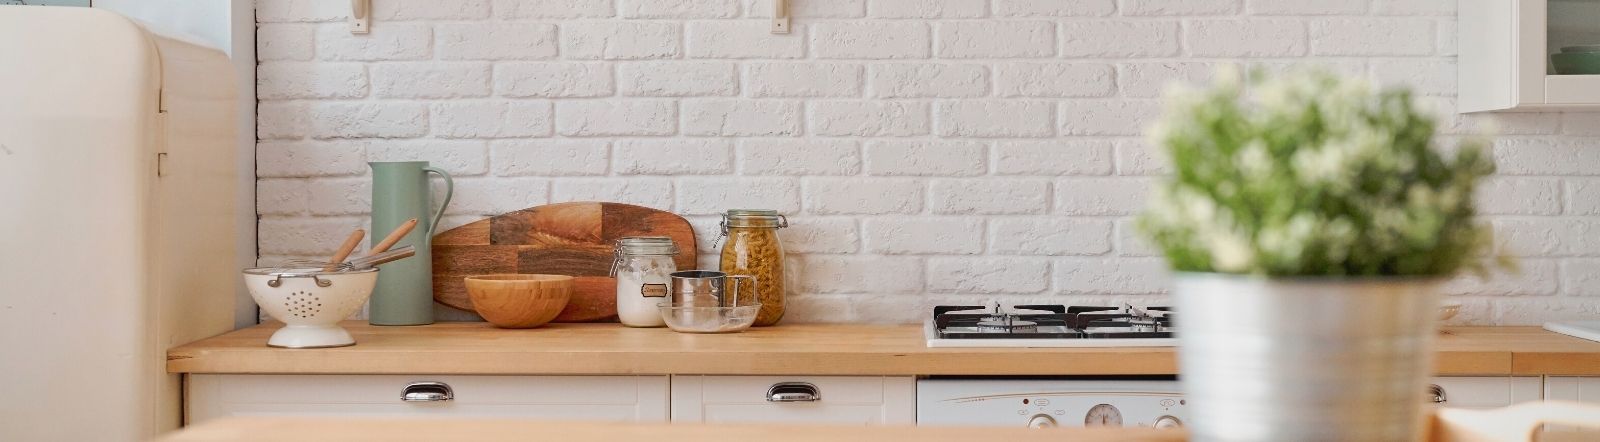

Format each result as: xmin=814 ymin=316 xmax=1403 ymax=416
xmin=1552 ymin=52 xmax=1600 ymax=75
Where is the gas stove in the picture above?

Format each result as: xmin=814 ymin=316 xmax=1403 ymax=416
xmin=925 ymin=304 xmax=1176 ymax=348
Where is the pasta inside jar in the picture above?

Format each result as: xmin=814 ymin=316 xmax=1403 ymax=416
xmin=718 ymin=209 xmax=787 ymax=326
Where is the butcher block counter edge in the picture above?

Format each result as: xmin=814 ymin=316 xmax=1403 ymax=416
xmin=165 ymin=322 xmax=1600 ymax=376
xmin=159 ymin=417 xmax=1184 ymax=442
xmin=156 ymin=415 xmax=1600 ymax=442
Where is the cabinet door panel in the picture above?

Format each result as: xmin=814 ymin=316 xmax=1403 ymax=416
xmin=1544 ymin=377 xmax=1600 ymax=434
xmin=1545 ymin=76 xmax=1600 ymax=104
xmin=671 ymin=375 xmax=915 ymax=425
xmin=1430 ymin=376 xmax=1542 ymax=409
xmin=187 ymin=375 xmax=669 ymax=424
xmin=702 ymin=404 xmax=898 ymax=425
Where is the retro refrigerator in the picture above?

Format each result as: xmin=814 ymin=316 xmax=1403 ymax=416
xmin=0 ymin=7 xmax=237 ymax=441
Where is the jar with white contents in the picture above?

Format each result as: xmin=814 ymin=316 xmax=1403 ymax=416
xmin=610 ymin=236 xmax=678 ymax=327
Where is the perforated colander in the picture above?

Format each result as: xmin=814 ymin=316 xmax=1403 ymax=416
xmin=242 ymin=267 xmax=378 ymax=348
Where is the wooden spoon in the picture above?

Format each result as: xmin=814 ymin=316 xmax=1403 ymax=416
xmin=367 ymin=218 xmax=418 ymax=256
xmin=322 ymin=229 xmax=366 ymax=272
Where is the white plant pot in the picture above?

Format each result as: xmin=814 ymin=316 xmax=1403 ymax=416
xmin=1172 ymin=273 xmax=1442 ymax=442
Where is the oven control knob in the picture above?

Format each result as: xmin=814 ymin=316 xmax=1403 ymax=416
xmin=1027 ymin=414 xmax=1058 ymax=428
xmin=1153 ymin=415 xmax=1182 ymax=429
xmin=1084 ymin=404 xmax=1123 ymax=427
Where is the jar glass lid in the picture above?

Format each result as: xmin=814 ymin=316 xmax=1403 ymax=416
xmin=616 ymin=236 xmax=678 ymax=255
xmin=726 ymin=209 xmax=779 ymax=217
xmin=722 ymin=209 xmax=788 ymax=229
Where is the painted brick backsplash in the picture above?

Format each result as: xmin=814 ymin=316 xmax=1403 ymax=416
xmin=257 ymin=0 xmax=1600 ymax=325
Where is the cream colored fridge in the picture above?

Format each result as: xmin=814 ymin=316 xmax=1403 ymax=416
xmin=0 ymin=7 xmax=237 ymax=441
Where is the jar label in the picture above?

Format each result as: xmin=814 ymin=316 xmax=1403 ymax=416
xmin=641 ymin=283 xmax=668 ymax=298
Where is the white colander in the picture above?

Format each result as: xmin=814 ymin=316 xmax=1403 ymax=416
xmin=242 ymin=267 xmax=378 ymax=348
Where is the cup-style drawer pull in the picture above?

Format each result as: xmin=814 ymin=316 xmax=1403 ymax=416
xmin=1428 ymin=384 xmax=1447 ymax=404
xmin=402 ymin=381 xmax=454 ymax=402
xmin=767 ymin=382 xmax=820 ymax=402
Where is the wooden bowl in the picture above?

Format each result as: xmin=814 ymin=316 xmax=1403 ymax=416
xmin=464 ymin=274 xmax=573 ymax=328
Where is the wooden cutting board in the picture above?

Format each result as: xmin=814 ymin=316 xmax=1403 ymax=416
xmin=431 ymin=202 xmax=697 ymax=322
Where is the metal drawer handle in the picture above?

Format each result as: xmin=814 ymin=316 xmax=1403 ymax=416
xmin=1428 ymin=384 xmax=1447 ymax=404
xmin=402 ymin=381 xmax=454 ymax=402
xmin=767 ymin=382 xmax=820 ymax=402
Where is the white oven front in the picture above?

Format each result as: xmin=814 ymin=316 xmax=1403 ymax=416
xmin=917 ymin=379 xmax=1187 ymax=429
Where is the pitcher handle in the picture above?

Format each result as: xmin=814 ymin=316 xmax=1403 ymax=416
xmin=423 ymin=166 xmax=453 ymax=236
xmin=728 ymin=275 xmax=758 ymax=307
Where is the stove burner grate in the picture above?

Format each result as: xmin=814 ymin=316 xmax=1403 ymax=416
xmin=976 ymin=318 xmax=1038 ymax=333
xmin=933 ymin=303 xmax=1173 ymax=340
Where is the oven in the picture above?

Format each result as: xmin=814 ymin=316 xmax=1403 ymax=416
xmin=916 ymin=377 xmax=1186 ymax=429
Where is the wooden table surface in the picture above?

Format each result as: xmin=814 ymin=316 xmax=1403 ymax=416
xmin=158 ymin=417 xmax=1186 ymax=442
xmin=167 ymin=322 xmax=1600 ymax=376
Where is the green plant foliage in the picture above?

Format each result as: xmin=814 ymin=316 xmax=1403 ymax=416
xmin=1138 ymin=67 xmax=1500 ymax=277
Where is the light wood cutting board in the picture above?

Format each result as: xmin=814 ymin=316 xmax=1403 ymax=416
xmin=431 ymin=202 xmax=697 ymax=322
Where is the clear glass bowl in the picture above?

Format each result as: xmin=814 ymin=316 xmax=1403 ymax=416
xmin=660 ymin=304 xmax=761 ymax=334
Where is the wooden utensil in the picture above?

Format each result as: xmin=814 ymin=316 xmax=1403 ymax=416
xmin=431 ymin=202 xmax=696 ymax=322
xmin=368 ymin=218 xmax=417 ymax=256
xmin=348 ymin=245 xmax=415 ymax=270
xmin=323 ymin=229 xmax=366 ymax=272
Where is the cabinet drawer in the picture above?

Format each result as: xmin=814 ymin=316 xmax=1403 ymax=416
xmin=187 ymin=374 xmax=669 ymax=424
xmin=1430 ymin=376 xmax=1542 ymax=409
xmin=670 ymin=376 xmax=915 ymax=425
xmin=1544 ymin=377 xmax=1600 ymax=434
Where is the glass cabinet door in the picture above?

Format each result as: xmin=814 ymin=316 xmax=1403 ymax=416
xmin=1549 ymin=0 xmax=1600 ymax=75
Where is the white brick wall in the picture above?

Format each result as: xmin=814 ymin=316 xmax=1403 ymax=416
xmin=257 ymin=0 xmax=1600 ymax=325
xmin=750 ymin=62 xmax=864 ymax=97
xmin=256 ymin=100 xmax=305 ymax=136
xmin=871 ymin=63 xmax=987 ymax=98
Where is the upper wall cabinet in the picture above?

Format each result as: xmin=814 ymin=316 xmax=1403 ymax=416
xmin=1461 ymin=0 xmax=1600 ymax=112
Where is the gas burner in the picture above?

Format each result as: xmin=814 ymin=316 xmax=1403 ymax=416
xmin=1127 ymin=317 xmax=1159 ymax=333
xmin=977 ymin=318 xmax=1038 ymax=333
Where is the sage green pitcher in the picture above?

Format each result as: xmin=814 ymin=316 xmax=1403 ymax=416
xmin=368 ymin=161 xmax=453 ymax=326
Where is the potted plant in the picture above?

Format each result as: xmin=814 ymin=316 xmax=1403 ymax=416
xmin=1139 ymin=68 xmax=1501 ymax=442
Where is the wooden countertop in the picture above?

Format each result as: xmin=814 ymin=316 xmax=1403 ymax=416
xmin=158 ymin=418 xmax=1184 ymax=442
xmin=156 ymin=416 xmax=1600 ymax=442
xmin=166 ymin=322 xmax=1600 ymax=376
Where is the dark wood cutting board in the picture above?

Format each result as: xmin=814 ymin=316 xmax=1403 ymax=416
xmin=431 ymin=202 xmax=697 ymax=322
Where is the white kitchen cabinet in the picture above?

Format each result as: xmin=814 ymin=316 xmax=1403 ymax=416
xmin=1543 ymin=377 xmax=1600 ymax=434
xmin=1460 ymin=0 xmax=1600 ymax=112
xmin=1544 ymin=376 xmax=1600 ymax=402
xmin=186 ymin=375 xmax=669 ymax=424
xmin=1430 ymin=377 xmax=1543 ymax=408
xmin=670 ymin=376 xmax=915 ymax=425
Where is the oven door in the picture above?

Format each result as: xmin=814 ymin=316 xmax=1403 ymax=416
xmin=916 ymin=379 xmax=1185 ymax=429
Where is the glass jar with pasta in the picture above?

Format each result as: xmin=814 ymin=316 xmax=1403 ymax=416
xmin=718 ymin=209 xmax=788 ymax=326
